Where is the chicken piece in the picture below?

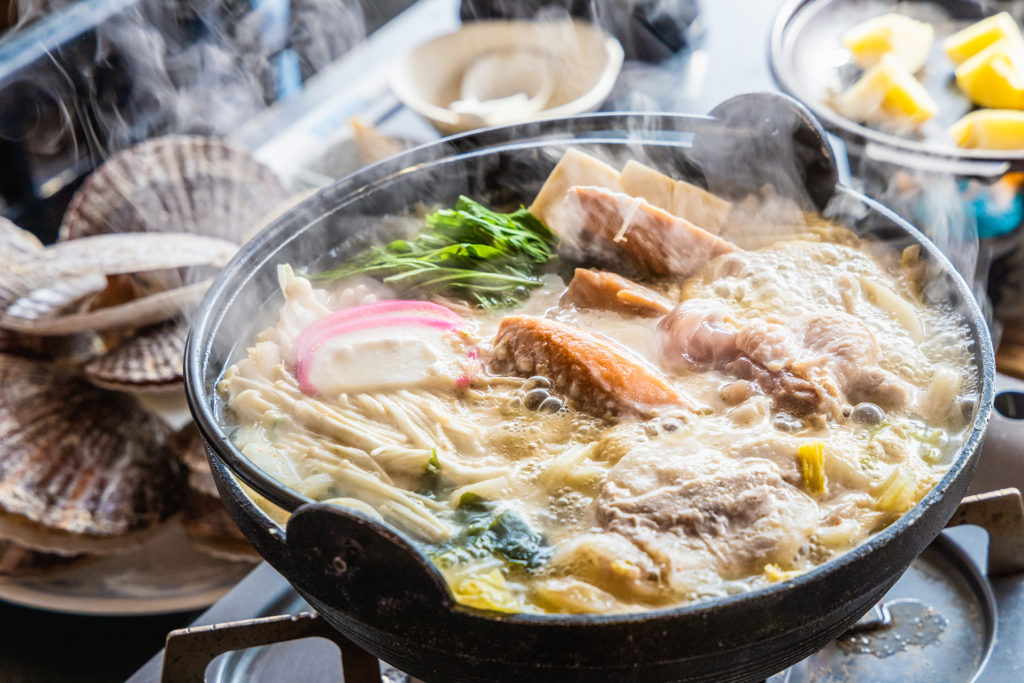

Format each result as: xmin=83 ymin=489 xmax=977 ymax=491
xmin=722 ymin=355 xmax=824 ymax=417
xmin=489 ymin=315 xmax=690 ymax=419
xmin=660 ymin=303 xmax=905 ymax=418
xmin=659 ymin=299 xmax=741 ymax=369
xmin=781 ymin=313 xmax=910 ymax=411
xmin=560 ymin=268 xmax=673 ymax=318
xmin=597 ymin=445 xmax=817 ymax=586
xmin=847 ymin=367 xmax=911 ymax=410
xmin=660 ymin=301 xmax=826 ymax=416
xmin=555 ymin=186 xmax=736 ymax=277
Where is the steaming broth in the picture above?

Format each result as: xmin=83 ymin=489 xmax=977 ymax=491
xmin=220 ymin=152 xmax=974 ymax=614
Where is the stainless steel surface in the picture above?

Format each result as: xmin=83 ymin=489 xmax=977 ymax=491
xmin=769 ymin=533 xmax=996 ymax=683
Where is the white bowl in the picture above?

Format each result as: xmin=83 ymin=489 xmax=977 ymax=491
xmin=390 ymin=19 xmax=624 ymax=135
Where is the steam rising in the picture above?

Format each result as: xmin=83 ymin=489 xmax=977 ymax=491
xmin=5 ymin=0 xmax=366 ymax=161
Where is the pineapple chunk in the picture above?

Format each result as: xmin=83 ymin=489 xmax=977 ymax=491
xmin=944 ymin=11 xmax=1024 ymax=65
xmin=842 ymin=13 xmax=935 ymax=73
xmin=954 ymin=38 xmax=1024 ymax=109
xmin=949 ymin=109 xmax=1024 ymax=149
xmin=836 ymin=54 xmax=938 ymax=128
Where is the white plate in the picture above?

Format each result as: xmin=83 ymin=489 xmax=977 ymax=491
xmin=0 ymin=521 xmax=256 ymax=616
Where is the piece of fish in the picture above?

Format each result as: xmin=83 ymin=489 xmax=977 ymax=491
xmin=490 ymin=315 xmax=690 ymax=419
xmin=561 ymin=268 xmax=673 ymax=318
xmin=555 ymin=186 xmax=737 ymax=277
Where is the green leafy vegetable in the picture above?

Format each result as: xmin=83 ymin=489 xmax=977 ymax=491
xmin=432 ymin=496 xmax=552 ymax=570
xmin=313 ymin=196 xmax=558 ymax=308
xmin=425 ymin=448 xmax=442 ymax=476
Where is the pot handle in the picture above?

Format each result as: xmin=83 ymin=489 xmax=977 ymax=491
xmin=284 ymin=502 xmax=454 ymax=613
xmin=704 ymin=91 xmax=840 ymax=212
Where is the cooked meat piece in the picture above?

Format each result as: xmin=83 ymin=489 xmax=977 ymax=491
xmin=597 ymin=445 xmax=817 ymax=586
xmin=796 ymin=313 xmax=911 ymax=410
xmin=660 ymin=304 xmax=826 ymax=416
xmin=555 ymin=186 xmax=736 ymax=277
xmin=792 ymin=313 xmax=880 ymax=387
xmin=658 ymin=299 xmax=741 ymax=369
xmin=847 ymin=367 xmax=911 ymax=410
xmin=561 ymin=268 xmax=673 ymax=318
xmin=661 ymin=303 xmax=911 ymax=417
xmin=723 ymin=356 xmax=824 ymax=417
xmin=735 ymin=319 xmax=801 ymax=373
xmin=490 ymin=315 xmax=691 ymax=419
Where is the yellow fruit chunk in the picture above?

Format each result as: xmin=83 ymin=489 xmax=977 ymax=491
xmin=842 ymin=13 xmax=935 ymax=72
xmin=944 ymin=11 xmax=1024 ymax=65
xmin=949 ymin=109 xmax=1024 ymax=149
xmin=954 ymin=38 xmax=1024 ymax=109
xmin=836 ymin=54 xmax=938 ymax=128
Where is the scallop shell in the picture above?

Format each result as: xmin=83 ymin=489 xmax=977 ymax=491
xmin=171 ymin=423 xmax=219 ymax=499
xmin=0 ymin=217 xmax=43 ymax=263
xmin=60 ymin=135 xmax=290 ymax=244
xmin=84 ymin=318 xmax=189 ymax=392
xmin=0 ymin=231 xmax=232 ymax=335
xmin=0 ymin=354 xmax=184 ymax=539
xmin=183 ymin=490 xmax=260 ymax=563
xmin=0 ymin=537 xmax=85 ymax=576
xmin=0 ymin=508 xmax=165 ymax=557
xmin=171 ymin=423 xmax=258 ymax=562
xmin=0 ymin=327 xmax=101 ymax=364
xmin=20 ymin=232 xmax=238 ymax=280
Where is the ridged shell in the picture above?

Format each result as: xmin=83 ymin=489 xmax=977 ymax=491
xmin=0 ymin=217 xmax=43 ymax=263
xmin=0 ymin=327 xmax=101 ymax=364
xmin=0 ymin=537 xmax=84 ymax=576
xmin=0 ymin=354 xmax=183 ymax=537
xmin=60 ymin=135 xmax=290 ymax=244
xmin=171 ymin=422 xmax=218 ymax=498
xmin=0 ymin=232 xmax=234 ymax=336
xmin=84 ymin=318 xmax=188 ymax=392
xmin=0 ymin=220 xmax=105 ymax=359
xmin=183 ymin=489 xmax=259 ymax=563
xmin=171 ymin=423 xmax=257 ymax=561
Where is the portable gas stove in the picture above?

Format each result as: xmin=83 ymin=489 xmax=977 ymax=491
xmin=126 ymin=376 xmax=1024 ymax=683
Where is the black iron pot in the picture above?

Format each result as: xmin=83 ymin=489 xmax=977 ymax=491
xmin=185 ymin=93 xmax=994 ymax=683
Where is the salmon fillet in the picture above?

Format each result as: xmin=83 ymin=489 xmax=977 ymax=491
xmin=490 ymin=315 xmax=690 ymax=419
xmin=557 ymin=186 xmax=736 ymax=277
xmin=561 ymin=268 xmax=673 ymax=318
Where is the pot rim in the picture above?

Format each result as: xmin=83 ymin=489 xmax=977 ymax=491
xmin=185 ymin=110 xmax=995 ymax=625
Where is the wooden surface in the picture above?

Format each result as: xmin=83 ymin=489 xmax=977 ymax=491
xmin=998 ymin=319 xmax=1024 ymax=379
